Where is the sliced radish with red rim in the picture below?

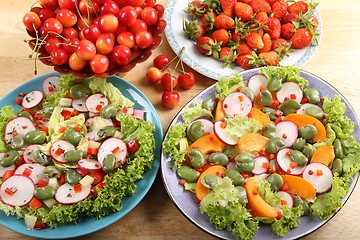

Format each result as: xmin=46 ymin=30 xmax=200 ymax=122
xmin=275 ymin=120 xmax=298 ymax=147
xmin=55 ymin=182 xmax=91 ymax=205
xmin=77 ymin=159 xmax=102 ymax=175
xmin=42 ymin=75 xmax=60 ymax=94
xmin=213 ymin=121 xmax=238 ymax=146
xmin=4 ymin=117 xmax=36 ymax=147
xmin=85 ymin=116 xmax=114 ymax=141
xmin=276 ymin=82 xmax=303 ymax=103
xmin=247 ymin=74 xmax=268 ymax=96
xmin=50 ymin=140 xmax=75 ymax=163
xmin=22 ymin=90 xmax=44 ymax=109
xmin=14 ymin=163 xmax=46 ymax=185
xmin=23 ymin=144 xmax=41 ymax=163
xmin=223 ymin=92 xmax=252 ymax=117
xmin=277 ymin=190 xmax=294 ymax=208
xmin=72 ymin=98 xmax=88 ymax=112
xmin=97 ymin=137 xmax=127 ymax=168
xmin=302 ymin=162 xmax=333 ymax=194
xmin=297 ymin=103 xmax=323 ymax=115
xmin=276 ymin=148 xmax=306 ymax=176
xmin=252 ymin=156 xmax=269 ymax=175
xmin=0 ymin=175 xmax=35 ymax=207
xmin=85 ymin=93 xmax=109 ymax=114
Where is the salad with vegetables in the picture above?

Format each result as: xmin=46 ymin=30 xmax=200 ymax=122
xmin=162 ymin=66 xmax=360 ymax=239
xmin=0 ymin=74 xmax=157 ymax=230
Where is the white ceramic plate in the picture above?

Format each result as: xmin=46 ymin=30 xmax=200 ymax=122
xmin=164 ymin=0 xmax=322 ymax=80
xmin=161 ymin=69 xmax=359 ymax=239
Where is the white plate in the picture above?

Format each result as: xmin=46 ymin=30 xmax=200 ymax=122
xmin=164 ymin=0 xmax=322 ymax=80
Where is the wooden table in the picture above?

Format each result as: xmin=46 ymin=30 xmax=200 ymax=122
xmin=1 ymin=0 xmax=360 ymax=239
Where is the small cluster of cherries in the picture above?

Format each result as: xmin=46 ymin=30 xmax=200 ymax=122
xmin=146 ymin=49 xmax=197 ymax=108
xmin=22 ymin=0 xmax=166 ymax=74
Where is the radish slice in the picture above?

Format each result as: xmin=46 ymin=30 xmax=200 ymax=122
xmin=97 ymin=137 xmax=127 ymax=168
xmin=132 ymin=109 xmax=145 ymax=120
xmin=4 ymin=117 xmax=36 ymax=147
xmin=252 ymin=156 xmax=269 ymax=175
xmin=277 ymin=190 xmax=294 ymax=208
xmin=213 ymin=121 xmax=238 ymax=146
xmin=0 ymin=175 xmax=35 ymax=207
xmin=72 ymin=98 xmax=88 ymax=112
xmin=23 ymin=144 xmax=41 ymax=163
xmin=14 ymin=163 xmax=46 ymax=185
xmin=275 ymin=120 xmax=298 ymax=147
xmin=302 ymin=162 xmax=333 ymax=194
xmin=55 ymin=182 xmax=91 ymax=205
xmin=187 ymin=118 xmax=214 ymax=138
xmin=22 ymin=90 xmax=44 ymax=109
xmin=85 ymin=116 xmax=114 ymax=141
xmin=118 ymin=107 xmax=134 ymax=116
xmin=85 ymin=93 xmax=109 ymax=114
xmin=223 ymin=92 xmax=252 ymax=117
xmin=276 ymin=82 xmax=303 ymax=103
xmin=42 ymin=75 xmax=60 ymax=94
xmin=297 ymin=103 xmax=323 ymax=115
xmin=247 ymin=74 xmax=268 ymax=96
xmin=276 ymin=148 xmax=306 ymax=176
xmin=50 ymin=140 xmax=75 ymax=163
xmin=77 ymin=159 xmax=102 ymax=176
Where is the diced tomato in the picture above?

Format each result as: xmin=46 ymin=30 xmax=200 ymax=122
xmin=276 ymin=210 xmax=283 ymax=220
xmin=59 ymin=172 xmax=66 ymax=185
xmin=73 ymin=184 xmax=82 ymax=193
xmin=55 ymin=147 xmax=65 ymax=156
xmin=179 ymin=179 xmax=186 ymax=186
xmin=127 ymin=139 xmax=139 ymax=154
xmin=112 ymin=146 xmax=121 ymax=155
xmin=290 ymin=161 xmax=298 ymax=168
xmin=96 ymin=104 xmax=102 ymax=112
xmin=48 ymin=85 xmax=55 ymax=92
xmin=250 ymin=210 xmax=258 ymax=217
xmin=89 ymin=170 xmax=105 ymax=185
xmin=122 ymin=108 xmax=128 ymax=114
xmin=59 ymin=127 xmax=67 ymax=133
xmin=88 ymin=147 xmax=98 ymax=155
xmin=40 ymin=126 xmax=49 ymax=135
xmin=74 ymin=124 xmax=82 ymax=132
xmin=5 ymin=187 xmax=14 ymax=196
xmin=280 ymin=183 xmax=288 ymax=191
xmin=34 ymin=112 xmax=44 ymax=120
xmin=15 ymin=97 xmax=22 ymax=105
xmin=37 ymin=179 xmax=48 ymax=187
xmin=15 ymin=155 xmax=25 ymax=166
xmin=61 ymin=109 xmax=72 ymax=120
xmin=22 ymin=108 xmax=35 ymax=116
xmin=12 ymin=130 xmax=19 ymax=136
xmin=270 ymin=100 xmax=280 ymax=109
xmin=34 ymin=220 xmax=47 ymax=229
xmin=259 ymin=86 xmax=265 ymax=92
xmin=220 ymin=122 xmax=227 ymax=128
xmin=28 ymin=197 xmax=43 ymax=210
xmin=2 ymin=170 xmax=15 ymax=181
xmin=301 ymin=97 xmax=308 ymax=104
xmin=290 ymin=94 xmax=296 ymax=100
xmin=262 ymin=162 xmax=269 ymax=169
xmin=71 ymin=109 xmax=79 ymax=117
xmin=280 ymin=199 xmax=288 ymax=206
xmin=22 ymin=168 xmax=32 ymax=177
xmin=316 ymin=169 xmax=323 ymax=176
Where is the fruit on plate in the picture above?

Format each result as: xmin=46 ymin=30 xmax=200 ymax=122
xmin=183 ymin=0 xmax=320 ymax=69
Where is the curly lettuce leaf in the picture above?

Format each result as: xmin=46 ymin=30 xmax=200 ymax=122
xmin=162 ymin=123 xmax=187 ymax=170
xmin=200 ymin=177 xmax=259 ymax=240
xmin=0 ymin=105 xmax=16 ymax=152
xmin=270 ymin=206 xmax=303 ymax=237
xmin=257 ymin=179 xmax=281 ymax=207
xmin=216 ymin=73 xmax=245 ymax=100
xmin=225 ymin=116 xmax=261 ymax=139
xmin=181 ymin=100 xmax=212 ymax=125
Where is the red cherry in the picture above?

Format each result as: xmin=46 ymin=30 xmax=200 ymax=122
xmin=178 ymin=72 xmax=196 ymax=90
xmin=162 ymin=91 xmax=180 ymax=109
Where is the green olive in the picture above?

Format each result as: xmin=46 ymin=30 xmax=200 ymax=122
xmin=34 ymin=150 xmax=51 ymax=165
xmin=260 ymin=89 xmax=273 ymax=107
xmin=69 ymin=84 xmax=90 ymax=99
xmin=235 ymin=153 xmax=255 ymax=172
xmin=0 ymin=150 xmax=20 ymax=167
xmin=292 ymin=138 xmax=306 ymax=151
xmin=226 ymin=168 xmax=244 ymax=186
xmin=305 ymin=107 xmax=324 ymax=120
xmin=302 ymin=144 xmax=316 ymax=159
xmin=333 ymin=139 xmax=344 ymax=159
xmin=208 ymin=152 xmax=229 ymax=166
xmin=235 ymin=186 xmax=248 ymax=206
xmin=262 ymin=107 xmax=277 ymax=121
xmin=187 ymin=121 xmax=205 ymax=142
xmin=64 ymin=128 xmax=82 ymax=146
xmin=177 ymin=166 xmax=200 ymax=183
xmin=240 ymin=87 xmax=255 ymax=102
xmin=331 ymin=158 xmax=343 ymax=175
xmin=278 ymin=99 xmax=301 ymax=116
xmin=292 ymin=195 xmax=310 ymax=215
xmin=34 ymin=186 xmax=56 ymax=200
xmin=10 ymin=135 xmax=25 ymax=150
xmin=44 ymin=166 xmax=61 ymax=178
xmin=201 ymin=174 xmax=218 ymax=189
xmin=64 ymin=150 xmax=83 ymax=162
xmin=188 ymin=149 xmax=206 ymax=168
xmin=202 ymin=98 xmax=216 ymax=112
xmin=24 ymin=130 xmax=46 ymax=144
xmin=305 ymin=88 xmax=321 ymax=104
xmin=299 ymin=124 xmax=318 ymax=140
xmin=266 ymin=173 xmax=284 ymax=192
xmin=102 ymin=154 xmax=116 ymax=173
xmin=268 ymin=77 xmax=282 ymax=93
xmin=262 ymin=122 xmax=277 ymax=139
xmin=42 ymin=105 xmax=55 ymax=118
xmin=18 ymin=111 xmax=33 ymax=120
xmin=290 ymin=150 xmax=308 ymax=166
xmin=97 ymin=126 xmax=116 ymax=139
xmin=266 ymin=137 xmax=285 ymax=154
xmin=222 ymin=145 xmax=235 ymax=158
xmin=65 ymin=169 xmax=82 ymax=185
xmin=100 ymin=105 xmax=117 ymax=119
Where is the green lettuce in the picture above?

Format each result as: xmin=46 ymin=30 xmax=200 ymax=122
xmin=0 ymin=106 xmax=16 ymax=152
xmin=200 ymin=177 xmax=259 ymax=240
xmin=162 ymin=123 xmax=187 ymax=170
xmin=181 ymin=100 xmax=213 ymax=125
xmin=225 ymin=116 xmax=261 ymax=139
xmin=270 ymin=206 xmax=303 ymax=237
xmin=216 ymin=73 xmax=245 ymax=100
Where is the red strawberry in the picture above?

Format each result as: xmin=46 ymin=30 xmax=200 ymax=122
xmin=214 ymin=14 xmax=235 ymax=30
xmin=259 ymin=51 xmax=279 ymax=66
xmin=201 ymin=10 xmax=216 ymax=31
xmin=265 ymin=0 xmax=277 ymax=4
xmin=288 ymin=1 xmax=309 ymax=15
xmin=212 ymin=29 xmax=229 ymax=46
xmin=234 ymin=2 xmax=253 ymax=22
xmin=219 ymin=47 xmax=231 ymax=59
xmin=219 ymin=47 xmax=237 ymax=67
xmin=236 ymin=43 xmax=252 ymax=55
xmin=245 ymin=32 xmax=264 ymax=49
xmin=281 ymin=23 xmax=296 ymax=39
xmin=265 ymin=17 xmax=281 ymax=40
xmin=183 ymin=20 xmax=205 ymax=40
xmin=281 ymin=13 xmax=299 ymax=24
xmin=196 ymin=36 xmax=213 ymax=54
xmin=271 ymin=38 xmax=293 ymax=57
xmin=258 ymin=33 xmax=272 ymax=53
xmin=271 ymin=38 xmax=288 ymax=51
xmin=220 ymin=0 xmax=236 ymax=17
xmin=272 ymin=1 xmax=288 ymax=19
xmin=255 ymin=11 xmax=269 ymax=25
xmin=290 ymin=28 xmax=312 ymax=49
xmin=235 ymin=54 xmax=253 ymax=69
xmin=250 ymin=0 xmax=271 ymax=14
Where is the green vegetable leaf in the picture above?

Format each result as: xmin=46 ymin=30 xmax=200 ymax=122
xmin=216 ymin=73 xmax=245 ymax=100
xmin=225 ymin=116 xmax=261 ymax=139
xmin=181 ymin=100 xmax=213 ymax=125
xmin=162 ymin=123 xmax=187 ymax=170
xmin=0 ymin=106 xmax=16 ymax=152
xmin=270 ymin=206 xmax=303 ymax=237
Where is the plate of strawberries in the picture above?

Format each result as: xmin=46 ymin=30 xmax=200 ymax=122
xmin=164 ymin=0 xmax=322 ymax=80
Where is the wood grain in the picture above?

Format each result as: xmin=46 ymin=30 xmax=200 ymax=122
xmin=0 ymin=0 xmax=360 ymax=239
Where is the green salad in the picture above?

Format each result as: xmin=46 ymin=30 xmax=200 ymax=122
xmin=0 ymin=74 xmax=156 ymax=229
xmin=162 ymin=66 xmax=360 ymax=239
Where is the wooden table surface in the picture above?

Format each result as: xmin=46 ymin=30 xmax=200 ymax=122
xmin=1 ymin=0 xmax=360 ymax=239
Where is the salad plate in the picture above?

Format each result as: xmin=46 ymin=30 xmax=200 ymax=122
xmin=0 ymin=72 xmax=163 ymax=239
xmin=164 ymin=0 xmax=322 ymax=81
xmin=161 ymin=67 xmax=360 ymax=239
